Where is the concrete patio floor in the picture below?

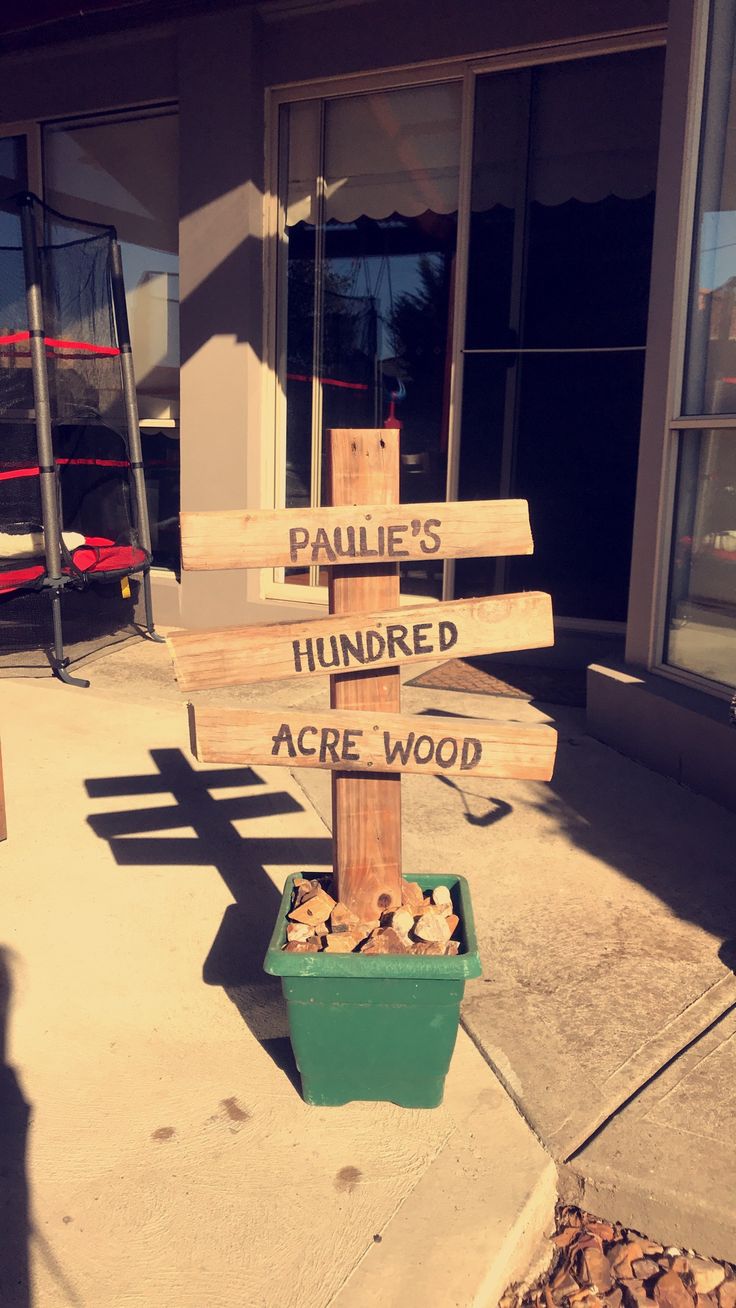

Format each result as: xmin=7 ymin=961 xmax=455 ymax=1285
xmin=2 ymin=632 xmax=736 ymax=1304
xmin=0 ymin=661 xmax=554 ymax=1308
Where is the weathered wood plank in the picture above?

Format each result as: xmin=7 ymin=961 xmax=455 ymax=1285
xmin=327 ymin=428 xmax=402 ymax=918
xmin=180 ymin=499 xmax=533 ymax=570
xmin=167 ymin=590 xmax=554 ymax=693
xmin=189 ymin=704 xmax=558 ymax=781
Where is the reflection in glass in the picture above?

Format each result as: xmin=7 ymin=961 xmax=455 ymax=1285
xmin=457 ymin=48 xmax=663 ymax=621
xmin=666 ymin=430 xmax=736 ymax=687
xmin=279 ymin=84 xmax=461 ymax=596
xmin=508 ymin=353 xmax=646 ymax=621
xmin=0 ymin=136 xmax=27 ymax=247
xmin=684 ymin=0 xmax=736 ymax=416
xmin=0 ymin=137 xmax=28 ymax=343
xmin=44 ymin=111 xmax=180 ymax=570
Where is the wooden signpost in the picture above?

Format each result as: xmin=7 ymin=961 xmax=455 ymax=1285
xmin=189 ymin=705 xmax=557 ymax=780
xmin=326 ymin=429 xmax=402 ymax=917
xmin=180 ymin=498 xmax=533 ymax=570
xmin=169 ymin=591 xmax=553 ymax=693
xmin=168 ymin=427 xmax=557 ymax=925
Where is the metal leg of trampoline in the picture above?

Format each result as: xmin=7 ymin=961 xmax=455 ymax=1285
xmin=110 ymin=239 xmax=163 ymax=646
xmin=142 ymin=570 xmax=165 ymax=642
xmin=48 ymin=587 xmax=89 ymax=688
xmin=20 ymin=195 xmax=88 ymax=690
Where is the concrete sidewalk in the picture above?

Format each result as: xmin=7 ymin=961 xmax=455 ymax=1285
xmin=4 ymin=632 xmax=736 ymax=1303
xmin=0 ymin=670 xmax=554 ymax=1308
xmin=85 ymin=632 xmax=736 ymax=1266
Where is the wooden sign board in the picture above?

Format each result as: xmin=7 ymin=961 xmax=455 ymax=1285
xmin=189 ymin=704 xmax=558 ymax=781
xmin=167 ymin=590 xmax=554 ymax=693
xmin=180 ymin=499 xmax=533 ymax=571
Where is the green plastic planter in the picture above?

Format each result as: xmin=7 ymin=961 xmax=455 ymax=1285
xmin=264 ymin=873 xmax=481 ymax=1108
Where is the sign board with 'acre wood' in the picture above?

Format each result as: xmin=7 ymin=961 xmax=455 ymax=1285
xmin=168 ymin=590 xmax=554 ymax=693
xmin=189 ymin=705 xmax=558 ymax=781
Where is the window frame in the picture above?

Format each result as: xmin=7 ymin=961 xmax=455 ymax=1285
xmin=0 ymin=120 xmax=42 ymax=196
xmin=262 ymin=27 xmax=667 ymax=608
xmin=646 ymin=0 xmax=736 ymax=699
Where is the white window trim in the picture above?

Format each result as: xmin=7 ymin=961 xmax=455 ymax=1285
xmin=643 ymin=0 xmax=736 ymax=697
xmin=261 ymin=27 xmax=667 ymax=608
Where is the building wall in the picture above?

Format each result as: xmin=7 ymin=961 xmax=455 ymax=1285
xmin=177 ymin=6 xmax=268 ymax=628
xmin=0 ymin=0 xmax=670 ymax=629
xmin=586 ymin=0 xmax=736 ymax=815
xmin=262 ymin=0 xmax=668 ymax=85
xmin=5 ymin=0 xmax=734 ymax=813
xmin=0 ymin=25 xmax=177 ymax=119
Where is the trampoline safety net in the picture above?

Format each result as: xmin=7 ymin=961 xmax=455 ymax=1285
xmin=0 ymin=192 xmax=158 ymax=681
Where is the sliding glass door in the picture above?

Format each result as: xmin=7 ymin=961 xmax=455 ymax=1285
xmin=273 ymin=44 xmax=665 ymax=622
xmin=456 ymin=47 xmax=665 ymax=622
xmin=277 ymin=82 xmax=462 ymax=596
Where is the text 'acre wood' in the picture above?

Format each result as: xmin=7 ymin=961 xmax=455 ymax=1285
xmin=189 ymin=705 xmax=558 ymax=780
xmin=179 ymin=499 xmax=533 ymax=570
xmin=167 ymin=591 xmax=554 ymax=692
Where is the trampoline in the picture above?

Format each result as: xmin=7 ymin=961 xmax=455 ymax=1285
xmin=0 ymin=192 xmax=161 ymax=684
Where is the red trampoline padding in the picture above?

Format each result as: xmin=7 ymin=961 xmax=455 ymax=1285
xmin=0 ymin=563 xmax=45 ymax=594
xmin=0 ymin=539 xmax=147 ymax=595
xmin=69 ymin=538 xmax=148 ymax=575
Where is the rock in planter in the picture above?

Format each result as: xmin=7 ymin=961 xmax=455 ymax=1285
xmin=414 ymin=912 xmax=452 ymax=944
xmin=264 ymin=872 xmax=481 ymax=1107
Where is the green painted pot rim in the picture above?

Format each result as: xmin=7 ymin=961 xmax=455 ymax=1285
xmin=263 ymin=872 xmax=482 ymax=980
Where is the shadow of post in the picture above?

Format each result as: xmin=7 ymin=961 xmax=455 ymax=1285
xmin=0 ymin=947 xmax=31 ymax=1308
xmin=85 ymin=748 xmax=332 ymax=1090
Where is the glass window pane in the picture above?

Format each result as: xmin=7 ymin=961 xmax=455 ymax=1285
xmin=0 ymin=137 xmax=28 ymax=340
xmin=456 ymin=352 xmax=646 ymax=620
xmin=44 ymin=111 xmax=179 ymax=419
xmin=458 ymin=49 xmax=662 ymax=621
xmin=44 ymin=110 xmax=180 ymax=571
xmin=464 ymin=70 xmax=526 ymax=352
xmin=281 ymin=101 xmax=318 ymax=519
xmin=466 ymin=50 xmax=663 ymax=353
xmin=0 ymin=135 xmax=26 ymax=200
xmin=278 ymin=83 xmax=462 ymax=598
xmin=0 ymin=135 xmax=27 ymax=247
xmin=665 ymin=428 xmax=736 ymax=687
xmin=684 ymin=0 xmax=736 ymax=415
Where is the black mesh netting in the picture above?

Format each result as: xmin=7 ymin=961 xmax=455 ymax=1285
xmin=0 ymin=193 xmax=153 ymax=673
xmin=0 ymin=579 xmax=145 ymax=674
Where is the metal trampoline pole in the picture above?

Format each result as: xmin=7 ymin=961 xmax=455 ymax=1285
xmin=109 ymin=237 xmax=164 ymax=642
xmin=20 ymin=195 xmax=88 ymax=687
xmin=20 ymin=198 xmax=62 ymax=582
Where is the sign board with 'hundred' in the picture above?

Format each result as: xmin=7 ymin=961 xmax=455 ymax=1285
xmin=168 ymin=591 xmax=554 ymax=693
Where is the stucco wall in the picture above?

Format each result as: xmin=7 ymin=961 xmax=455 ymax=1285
xmin=263 ymin=0 xmax=668 ymax=85
xmin=588 ymin=663 xmax=736 ymax=814
xmin=0 ymin=25 xmax=177 ymax=119
xmin=0 ymin=0 xmax=670 ymax=629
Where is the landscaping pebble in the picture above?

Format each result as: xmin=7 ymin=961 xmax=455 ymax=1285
xmin=501 ymin=1208 xmax=736 ymax=1308
xmin=692 ymin=1263 xmax=726 ymax=1295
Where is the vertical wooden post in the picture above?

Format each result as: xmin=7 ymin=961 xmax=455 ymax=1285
xmin=328 ymin=429 xmax=402 ymax=920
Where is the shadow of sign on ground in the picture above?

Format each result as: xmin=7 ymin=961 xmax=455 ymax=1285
xmin=406 ymin=697 xmax=736 ymax=1158
xmin=85 ymin=748 xmax=333 ymax=1091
